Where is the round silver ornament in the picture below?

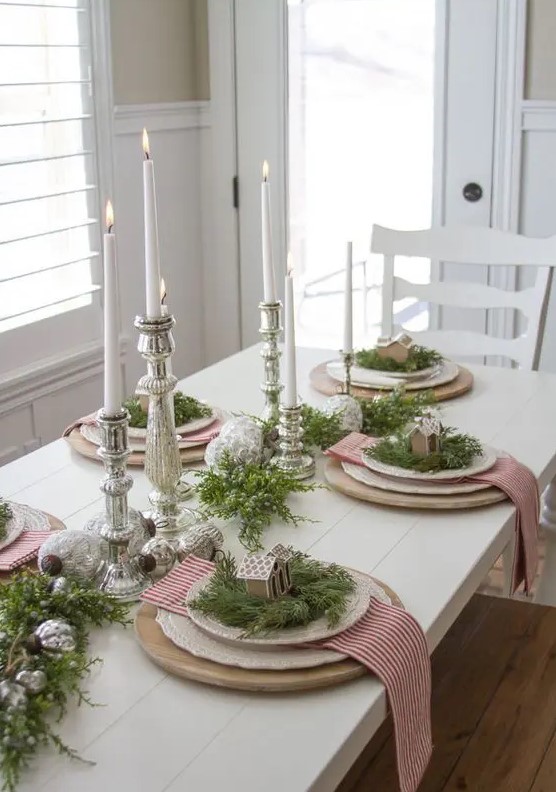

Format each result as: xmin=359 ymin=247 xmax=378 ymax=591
xmin=47 ymin=576 xmax=70 ymax=594
xmin=172 ymin=522 xmax=224 ymax=563
xmin=0 ymin=681 xmax=27 ymax=709
xmin=205 ymin=417 xmax=264 ymax=469
xmin=38 ymin=530 xmax=103 ymax=582
xmin=33 ymin=619 xmax=77 ymax=654
xmin=15 ymin=669 xmax=47 ymax=695
xmin=138 ymin=537 xmax=176 ymax=579
xmin=322 ymin=394 xmax=363 ymax=432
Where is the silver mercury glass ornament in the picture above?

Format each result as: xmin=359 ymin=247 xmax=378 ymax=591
xmin=32 ymin=620 xmax=77 ymax=654
xmin=322 ymin=394 xmax=363 ymax=433
xmin=15 ymin=669 xmax=47 ymax=695
xmin=83 ymin=408 xmax=151 ymax=601
xmin=38 ymin=530 xmax=104 ymax=583
xmin=138 ymin=536 xmax=176 ymax=580
xmin=259 ymin=300 xmax=283 ymax=422
xmin=205 ymin=417 xmax=264 ymax=469
xmin=134 ymin=313 xmax=197 ymax=536
xmin=0 ymin=681 xmax=27 ymax=709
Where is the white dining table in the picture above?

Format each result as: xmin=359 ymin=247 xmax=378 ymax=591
xmin=5 ymin=345 xmax=556 ymax=792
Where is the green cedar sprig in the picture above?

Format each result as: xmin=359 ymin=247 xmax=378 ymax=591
xmin=358 ymin=388 xmax=436 ymax=437
xmin=189 ymin=550 xmax=355 ymax=636
xmin=355 ymin=344 xmax=443 ymax=373
xmin=0 ymin=500 xmax=12 ymax=543
xmin=124 ymin=391 xmax=212 ymax=429
xmin=366 ymin=426 xmax=483 ymax=473
xmin=0 ymin=571 xmax=130 ymax=792
xmin=300 ymin=404 xmax=347 ymax=449
xmin=194 ymin=454 xmax=319 ymax=552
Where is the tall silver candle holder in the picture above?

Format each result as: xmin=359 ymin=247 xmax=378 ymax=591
xmin=259 ymin=301 xmax=283 ymax=422
xmin=339 ymin=350 xmax=354 ymax=395
xmin=135 ymin=313 xmax=198 ymax=536
xmin=272 ymin=404 xmax=315 ymax=480
xmin=87 ymin=409 xmax=151 ymax=600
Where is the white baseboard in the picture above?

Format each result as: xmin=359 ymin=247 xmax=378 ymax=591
xmin=522 ymin=101 xmax=556 ymax=132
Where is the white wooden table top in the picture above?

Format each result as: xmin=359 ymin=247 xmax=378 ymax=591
xmin=6 ymin=346 xmax=556 ymax=792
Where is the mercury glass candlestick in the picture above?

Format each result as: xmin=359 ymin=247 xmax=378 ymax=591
xmin=339 ymin=350 xmax=354 ymax=395
xmin=259 ymin=300 xmax=283 ymax=422
xmin=86 ymin=409 xmax=150 ymax=600
xmin=135 ymin=313 xmax=197 ymax=536
xmin=272 ymin=404 xmax=315 ymax=480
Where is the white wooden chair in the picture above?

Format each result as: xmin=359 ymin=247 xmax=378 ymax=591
xmin=371 ymin=224 xmax=556 ymax=370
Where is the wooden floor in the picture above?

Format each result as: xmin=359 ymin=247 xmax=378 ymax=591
xmin=337 ymin=594 xmax=556 ymax=792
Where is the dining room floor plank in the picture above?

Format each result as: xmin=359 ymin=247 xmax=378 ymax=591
xmin=337 ymin=594 xmax=554 ymax=792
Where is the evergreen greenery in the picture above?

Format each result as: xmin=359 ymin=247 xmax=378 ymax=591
xmin=300 ymin=404 xmax=346 ymax=449
xmin=189 ymin=550 xmax=355 ymax=636
xmin=0 ymin=572 xmax=129 ymax=791
xmin=194 ymin=454 xmax=319 ymax=552
xmin=124 ymin=391 xmax=212 ymax=429
xmin=0 ymin=500 xmax=12 ymax=543
xmin=358 ymin=388 xmax=435 ymax=437
xmin=355 ymin=344 xmax=443 ymax=373
xmin=366 ymin=426 xmax=483 ymax=473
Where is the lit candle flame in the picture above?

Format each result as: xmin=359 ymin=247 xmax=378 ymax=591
xmin=160 ymin=277 xmax=166 ymax=304
xmin=262 ymin=160 xmax=269 ymax=182
xmin=287 ymin=251 xmax=293 ymax=277
xmin=142 ymin=128 xmax=150 ymax=159
xmin=105 ymin=200 xmax=114 ymax=232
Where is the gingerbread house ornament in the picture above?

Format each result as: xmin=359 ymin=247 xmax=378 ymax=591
xmin=237 ymin=549 xmax=292 ymax=600
xmin=375 ymin=332 xmax=414 ymax=364
xmin=408 ymin=413 xmax=443 ymax=457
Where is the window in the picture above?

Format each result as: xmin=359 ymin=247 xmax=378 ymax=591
xmin=0 ymin=0 xmax=105 ymax=371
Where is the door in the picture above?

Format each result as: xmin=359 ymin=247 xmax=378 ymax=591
xmin=228 ymin=0 xmax=502 ymax=350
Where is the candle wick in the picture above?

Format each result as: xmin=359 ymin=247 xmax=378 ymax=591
xmin=108 ymin=223 xmax=114 ymax=233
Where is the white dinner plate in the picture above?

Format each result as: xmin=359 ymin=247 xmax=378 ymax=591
xmin=362 ymin=444 xmax=498 ymax=481
xmin=341 ymin=461 xmax=492 ymax=495
xmin=186 ymin=568 xmax=386 ymax=649
xmin=80 ymin=423 xmax=210 ymax=451
xmin=327 ymin=360 xmax=459 ymax=391
xmin=351 ymin=362 xmax=441 ymax=382
xmin=128 ymin=407 xmax=216 ymax=439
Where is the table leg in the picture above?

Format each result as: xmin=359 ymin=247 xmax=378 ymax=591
xmin=502 ymin=533 xmax=516 ymax=598
xmin=535 ymin=478 xmax=556 ymax=606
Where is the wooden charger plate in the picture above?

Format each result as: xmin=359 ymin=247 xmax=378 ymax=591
xmin=135 ymin=577 xmax=403 ymax=693
xmin=66 ymin=427 xmax=206 ymax=467
xmin=325 ymin=458 xmax=508 ymax=510
xmin=0 ymin=509 xmax=66 ymax=584
xmin=309 ymin=361 xmax=473 ymax=402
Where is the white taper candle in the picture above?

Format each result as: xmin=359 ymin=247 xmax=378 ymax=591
xmin=103 ymin=201 xmax=121 ymax=415
xmin=343 ymin=240 xmax=353 ymax=353
xmin=261 ymin=161 xmax=277 ymax=303
xmin=143 ymin=128 xmax=162 ymax=318
xmin=284 ymin=255 xmax=298 ymax=408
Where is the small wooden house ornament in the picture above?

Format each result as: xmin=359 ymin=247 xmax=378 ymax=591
xmin=237 ymin=546 xmax=292 ymax=600
xmin=408 ymin=413 xmax=443 ymax=457
xmin=375 ymin=332 xmax=414 ymax=364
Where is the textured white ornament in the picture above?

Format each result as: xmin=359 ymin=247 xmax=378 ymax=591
xmin=172 ymin=522 xmax=224 ymax=562
xmin=38 ymin=530 xmax=104 ymax=582
xmin=204 ymin=417 xmax=264 ymax=468
xmin=322 ymin=394 xmax=363 ymax=432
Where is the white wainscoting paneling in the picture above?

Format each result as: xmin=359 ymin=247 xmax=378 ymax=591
xmin=520 ymin=101 xmax=556 ymax=372
xmin=113 ymin=101 xmax=209 ymax=392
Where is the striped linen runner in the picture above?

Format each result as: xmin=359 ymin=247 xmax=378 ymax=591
xmin=326 ymin=432 xmax=540 ymax=593
xmin=0 ymin=530 xmax=53 ymax=571
xmin=141 ymin=556 xmax=432 ymax=792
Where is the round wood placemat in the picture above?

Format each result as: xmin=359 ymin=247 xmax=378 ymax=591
xmin=135 ymin=576 xmax=403 ymax=692
xmin=324 ymin=458 xmax=508 ymax=510
xmin=66 ymin=428 xmax=206 ymax=467
xmin=309 ymin=361 xmax=473 ymax=401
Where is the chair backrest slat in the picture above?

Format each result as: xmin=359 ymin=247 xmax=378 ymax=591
xmin=371 ymin=224 xmax=556 ymax=370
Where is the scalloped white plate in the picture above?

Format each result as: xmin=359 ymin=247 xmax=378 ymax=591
xmin=361 ymin=444 xmax=498 ymax=481
xmin=341 ymin=461 xmax=492 ymax=495
xmin=0 ymin=502 xmax=51 ymax=552
xmin=327 ymin=360 xmax=459 ymax=391
xmin=186 ymin=568 xmax=389 ymax=649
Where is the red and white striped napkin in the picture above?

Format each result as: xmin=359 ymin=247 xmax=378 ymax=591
xmin=142 ymin=556 xmax=432 ymax=792
xmin=178 ymin=419 xmax=222 ymax=446
xmin=0 ymin=530 xmax=53 ymax=571
xmin=326 ymin=432 xmax=540 ymax=594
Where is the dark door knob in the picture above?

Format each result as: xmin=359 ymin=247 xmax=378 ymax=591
xmin=463 ymin=182 xmax=483 ymax=202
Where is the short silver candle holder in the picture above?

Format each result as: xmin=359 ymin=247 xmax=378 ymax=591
xmin=86 ymin=409 xmax=151 ymax=601
xmin=272 ymin=403 xmax=315 ymax=480
xmin=339 ymin=350 xmax=354 ymax=395
xmin=259 ymin=300 xmax=283 ymax=422
xmin=135 ymin=313 xmax=198 ymax=537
